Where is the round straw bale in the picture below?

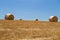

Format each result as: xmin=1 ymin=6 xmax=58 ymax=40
xmin=19 ymin=19 xmax=22 ymax=20
xmin=49 ymin=16 xmax=58 ymax=22
xmin=35 ymin=19 xmax=38 ymax=21
xmin=5 ymin=13 xmax=14 ymax=20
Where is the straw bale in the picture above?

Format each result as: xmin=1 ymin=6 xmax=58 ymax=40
xmin=5 ymin=14 xmax=14 ymax=20
xmin=49 ymin=16 xmax=58 ymax=22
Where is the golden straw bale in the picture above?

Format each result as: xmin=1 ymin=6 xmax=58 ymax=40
xmin=35 ymin=19 xmax=38 ymax=21
xmin=19 ymin=19 xmax=22 ymax=20
xmin=49 ymin=16 xmax=58 ymax=22
xmin=5 ymin=13 xmax=14 ymax=20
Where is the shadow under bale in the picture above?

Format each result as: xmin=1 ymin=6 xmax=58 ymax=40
xmin=5 ymin=14 xmax=14 ymax=20
xmin=49 ymin=16 xmax=58 ymax=22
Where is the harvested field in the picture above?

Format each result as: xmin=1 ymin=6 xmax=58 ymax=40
xmin=0 ymin=20 xmax=60 ymax=40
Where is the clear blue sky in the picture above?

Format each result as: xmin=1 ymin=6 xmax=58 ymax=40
xmin=0 ymin=0 xmax=60 ymax=21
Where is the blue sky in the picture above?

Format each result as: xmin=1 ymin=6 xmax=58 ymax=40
xmin=0 ymin=0 xmax=60 ymax=21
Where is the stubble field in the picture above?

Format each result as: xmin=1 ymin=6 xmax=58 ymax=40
xmin=0 ymin=20 xmax=60 ymax=40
